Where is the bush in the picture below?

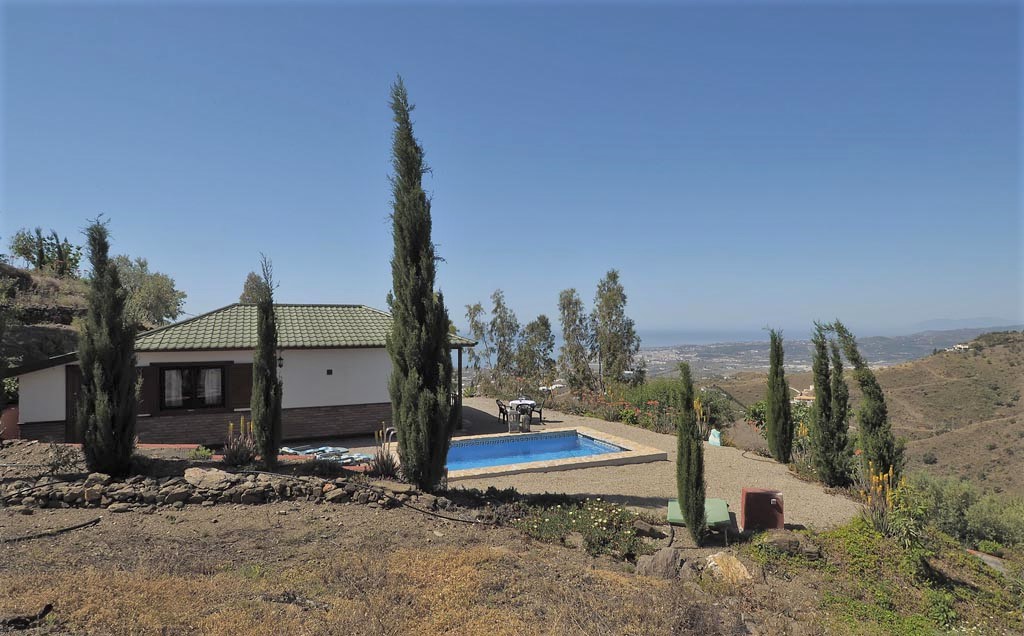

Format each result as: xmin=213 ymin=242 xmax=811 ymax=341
xmin=514 ymin=497 xmax=652 ymax=559
xmin=369 ymin=423 xmax=400 ymax=480
xmin=222 ymin=415 xmax=258 ymax=467
xmin=976 ymin=539 xmax=1004 ymax=557
xmin=188 ymin=445 xmax=214 ymax=461
xmin=47 ymin=443 xmax=81 ymax=474
xmin=907 ymin=472 xmax=1024 ymax=547
xmin=921 ymin=452 xmax=937 ymax=465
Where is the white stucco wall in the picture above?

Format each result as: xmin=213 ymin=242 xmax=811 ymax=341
xmin=279 ymin=348 xmax=392 ymax=408
xmin=18 ymin=365 xmax=68 ymax=424
xmin=17 ymin=347 xmax=392 ymax=425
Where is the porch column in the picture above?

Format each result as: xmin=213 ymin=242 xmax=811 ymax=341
xmin=457 ymin=346 xmax=463 ymax=430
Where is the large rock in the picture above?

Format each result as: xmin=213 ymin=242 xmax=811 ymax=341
xmin=705 ymin=552 xmax=752 ymax=585
xmin=324 ymin=489 xmax=351 ymax=504
xmin=760 ymin=529 xmax=821 ymax=561
xmin=162 ymin=487 xmax=191 ymax=505
xmin=85 ymin=473 xmax=111 ymax=487
xmin=636 ymin=547 xmax=685 ymax=580
xmin=369 ymin=480 xmax=416 ymax=495
xmin=184 ymin=468 xmax=234 ymax=491
xmin=633 ymin=519 xmax=668 ymax=539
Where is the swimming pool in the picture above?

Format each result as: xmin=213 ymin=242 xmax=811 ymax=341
xmin=447 ymin=430 xmax=626 ymax=472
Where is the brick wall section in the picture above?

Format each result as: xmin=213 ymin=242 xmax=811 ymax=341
xmin=17 ymin=421 xmax=65 ymax=442
xmin=20 ymin=403 xmax=391 ymax=446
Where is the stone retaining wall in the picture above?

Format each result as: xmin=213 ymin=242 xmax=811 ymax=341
xmin=0 ymin=467 xmax=446 ymax=515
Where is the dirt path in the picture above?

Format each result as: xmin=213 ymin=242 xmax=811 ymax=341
xmin=456 ymin=397 xmax=860 ymax=530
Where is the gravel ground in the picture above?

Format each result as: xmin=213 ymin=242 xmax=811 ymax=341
xmin=450 ymin=396 xmax=860 ymax=530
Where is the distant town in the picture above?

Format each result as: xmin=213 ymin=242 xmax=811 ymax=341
xmin=640 ymin=325 xmax=1023 ymax=378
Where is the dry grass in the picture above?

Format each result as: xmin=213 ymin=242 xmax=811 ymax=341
xmin=1 ymin=502 xmax=734 ymax=636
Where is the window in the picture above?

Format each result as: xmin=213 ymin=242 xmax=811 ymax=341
xmin=161 ymin=366 xmax=225 ymax=410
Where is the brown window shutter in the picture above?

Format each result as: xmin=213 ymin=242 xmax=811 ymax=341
xmin=229 ymin=363 xmax=253 ymax=409
xmin=138 ymin=366 xmax=159 ymax=415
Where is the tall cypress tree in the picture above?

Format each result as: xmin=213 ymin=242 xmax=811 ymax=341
xmin=77 ymin=220 xmax=137 ymax=477
xmin=833 ymin=320 xmax=904 ymax=478
xmin=826 ymin=338 xmax=851 ymax=484
xmin=676 ymin=362 xmax=705 ymax=545
xmin=765 ymin=329 xmax=794 ymax=463
xmin=250 ymin=255 xmax=282 ymax=467
xmin=808 ymin=322 xmax=849 ymax=486
xmin=386 ymin=77 xmax=456 ymax=492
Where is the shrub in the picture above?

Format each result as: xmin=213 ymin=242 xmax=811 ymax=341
xmin=222 ymin=415 xmax=258 ymax=467
xmin=369 ymin=423 xmax=400 ymax=480
xmin=47 ymin=442 xmax=81 ymax=474
xmin=921 ymin=451 xmax=937 ymax=465
xmin=513 ymin=497 xmax=651 ymax=559
xmin=976 ymin=539 xmax=1004 ymax=557
xmin=188 ymin=445 xmax=214 ymax=461
xmin=860 ymin=462 xmax=924 ymax=549
xmin=908 ymin=472 xmax=1024 ymax=547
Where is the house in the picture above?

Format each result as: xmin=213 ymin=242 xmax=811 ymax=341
xmin=13 ymin=303 xmax=474 ymax=445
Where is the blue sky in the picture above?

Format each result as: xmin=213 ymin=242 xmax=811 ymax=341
xmin=1 ymin=1 xmax=1020 ymax=343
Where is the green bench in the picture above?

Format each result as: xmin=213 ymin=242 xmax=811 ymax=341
xmin=668 ymin=498 xmax=733 ymax=543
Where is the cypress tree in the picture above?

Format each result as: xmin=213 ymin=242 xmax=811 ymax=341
xmin=833 ymin=320 xmax=904 ymax=478
xmin=386 ymin=77 xmax=456 ymax=491
xmin=808 ymin=322 xmax=849 ymax=486
xmin=676 ymin=362 xmax=705 ymax=545
xmin=765 ymin=329 xmax=794 ymax=463
xmin=250 ymin=255 xmax=282 ymax=467
xmin=77 ymin=220 xmax=137 ymax=477
xmin=826 ymin=339 xmax=851 ymax=484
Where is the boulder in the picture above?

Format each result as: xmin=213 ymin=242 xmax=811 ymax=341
xmin=162 ymin=487 xmax=191 ymax=505
xmin=632 ymin=519 xmax=668 ymax=539
xmin=705 ymin=552 xmax=752 ymax=585
xmin=85 ymin=473 xmax=112 ymax=487
xmin=760 ymin=529 xmax=821 ymax=560
xmin=184 ymin=468 xmax=234 ymax=491
xmin=107 ymin=502 xmax=132 ymax=513
xmin=324 ymin=489 xmax=351 ymax=504
xmin=636 ymin=547 xmax=685 ymax=580
xmin=369 ymin=480 xmax=416 ymax=495
xmin=83 ymin=485 xmax=104 ymax=504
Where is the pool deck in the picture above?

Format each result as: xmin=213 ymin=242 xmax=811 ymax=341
xmin=446 ymin=426 xmax=668 ymax=481
xmin=451 ymin=396 xmax=861 ymax=530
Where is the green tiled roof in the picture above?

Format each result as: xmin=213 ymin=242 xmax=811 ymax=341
xmin=134 ymin=304 xmax=475 ymax=351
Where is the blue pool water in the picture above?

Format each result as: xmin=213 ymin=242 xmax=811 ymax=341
xmin=446 ymin=430 xmax=626 ymax=472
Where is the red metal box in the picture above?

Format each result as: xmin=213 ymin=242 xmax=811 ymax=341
xmin=741 ymin=488 xmax=784 ymax=531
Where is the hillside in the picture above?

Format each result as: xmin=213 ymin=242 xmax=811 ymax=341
xmin=1 ymin=263 xmax=85 ymax=369
xmin=712 ymin=331 xmax=1024 ymax=494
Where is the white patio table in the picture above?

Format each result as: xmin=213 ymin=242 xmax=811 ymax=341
xmin=508 ymin=398 xmax=536 ymax=432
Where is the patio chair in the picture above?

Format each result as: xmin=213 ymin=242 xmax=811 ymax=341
xmin=496 ymin=400 xmax=509 ymax=427
xmin=531 ymin=393 xmax=548 ymax=424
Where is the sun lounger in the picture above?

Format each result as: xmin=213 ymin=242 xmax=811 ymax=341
xmin=667 ymin=498 xmax=733 ymax=543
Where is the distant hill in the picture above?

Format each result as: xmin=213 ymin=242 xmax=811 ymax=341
xmin=712 ymin=331 xmax=1024 ymax=495
xmin=642 ymin=324 xmax=1024 ymax=377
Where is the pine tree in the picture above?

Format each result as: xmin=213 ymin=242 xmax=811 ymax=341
xmin=557 ymin=288 xmax=595 ymax=395
xmin=385 ymin=77 xmax=456 ymax=491
xmin=77 ymin=219 xmax=138 ymax=477
xmin=250 ymin=255 xmax=282 ymax=467
xmin=676 ymin=362 xmax=706 ymax=545
xmin=765 ymin=329 xmax=794 ymax=463
xmin=833 ymin=320 xmax=904 ymax=478
xmin=808 ymin=323 xmax=848 ymax=486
